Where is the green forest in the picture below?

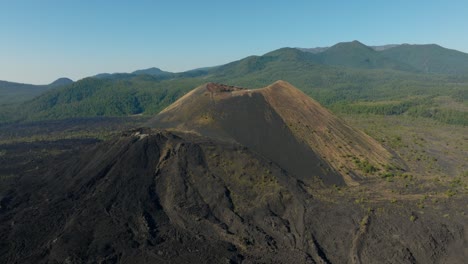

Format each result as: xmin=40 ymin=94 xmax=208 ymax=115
xmin=1 ymin=42 xmax=467 ymax=126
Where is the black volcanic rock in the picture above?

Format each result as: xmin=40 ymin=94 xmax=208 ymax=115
xmin=0 ymin=129 xmax=322 ymax=263
xmin=0 ymin=82 xmax=466 ymax=263
xmin=0 ymin=129 xmax=464 ymax=263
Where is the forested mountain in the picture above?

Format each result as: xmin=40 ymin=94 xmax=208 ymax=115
xmin=300 ymin=41 xmax=468 ymax=75
xmin=380 ymin=44 xmax=468 ymax=74
xmin=94 ymin=67 xmax=175 ymax=80
xmin=17 ymin=77 xmax=198 ymax=121
xmin=2 ymin=42 xmax=467 ymax=125
xmin=48 ymin=77 xmax=73 ymax=87
xmin=0 ymin=81 xmax=48 ymax=105
xmin=314 ymin=41 xmax=416 ymax=71
xmin=132 ymin=67 xmax=174 ymax=76
xmin=0 ymin=78 xmax=73 ymax=105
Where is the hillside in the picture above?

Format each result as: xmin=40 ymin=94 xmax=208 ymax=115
xmin=4 ymin=42 xmax=468 ymax=126
xmin=0 ymin=78 xmax=74 ymax=123
xmin=93 ymin=68 xmax=174 ymax=81
xmin=0 ymin=82 xmax=465 ymax=263
xmin=0 ymin=77 xmax=72 ymax=105
xmin=300 ymin=41 xmax=468 ymax=74
xmin=132 ymin=67 xmax=174 ymax=77
xmin=380 ymin=44 xmax=468 ymax=74
xmin=49 ymin=77 xmax=74 ymax=87
xmin=315 ymin=41 xmax=416 ymax=71
xmin=14 ymin=77 xmax=200 ymax=121
xmin=148 ymin=81 xmax=400 ymax=186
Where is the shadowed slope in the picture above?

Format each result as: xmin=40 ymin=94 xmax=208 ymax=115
xmin=1 ymin=129 xmax=462 ymax=264
xmin=0 ymin=130 xmax=340 ymax=263
xmin=148 ymin=81 xmax=400 ymax=186
xmin=259 ymin=81 xmax=398 ymax=184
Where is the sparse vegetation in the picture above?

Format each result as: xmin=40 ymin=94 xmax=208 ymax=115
xmin=353 ymin=158 xmax=378 ymax=174
xmin=445 ymin=189 xmax=457 ymax=197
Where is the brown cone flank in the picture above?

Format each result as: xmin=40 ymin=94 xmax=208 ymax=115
xmin=147 ymin=80 xmax=400 ymax=186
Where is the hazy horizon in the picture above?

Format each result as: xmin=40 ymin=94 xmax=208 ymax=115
xmin=2 ymin=0 xmax=468 ymax=84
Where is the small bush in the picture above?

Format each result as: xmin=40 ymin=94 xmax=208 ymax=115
xmin=354 ymin=159 xmax=378 ymax=174
xmin=445 ymin=189 xmax=457 ymax=197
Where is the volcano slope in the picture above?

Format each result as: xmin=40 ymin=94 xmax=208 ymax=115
xmin=148 ymin=81 xmax=402 ymax=186
xmin=0 ymin=82 xmax=466 ymax=263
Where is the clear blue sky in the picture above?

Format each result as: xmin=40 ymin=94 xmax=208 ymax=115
xmin=1 ymin=0 xmax=468 ymax=84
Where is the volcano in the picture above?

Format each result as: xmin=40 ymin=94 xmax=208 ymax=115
xmin=0 ymin=82 xmax=465 ymax=264
xmin=148 ymin=80 xmax=400 ymax=186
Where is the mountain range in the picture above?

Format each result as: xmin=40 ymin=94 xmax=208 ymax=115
xmin=94 ymin=41 xmax=468 ymax=78
xmin=94 ymin=41 xmax=468 ymax=77
xmin=1 ymin=41 xmax=466 ymax=126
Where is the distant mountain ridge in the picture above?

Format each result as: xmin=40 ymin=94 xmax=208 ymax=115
xmin=371 ymin=44 xmax=401 ymax=51
xmin=132 ymin=67 xmax=173 ymax=76
xmin=298 ymin=41 xmax=468 ymax=74
xmin=0 ymin=77 xmax=73 ymax=105
xmin=4 ymin=41 xmax=467 ymax=87
xmin=379 ymin=44 xmax=468 ymax=74
xmin=93 ymin=67 xmax=175 ymax=80
xmin=299 ymin=43 xmax=401 ymax=53
xmin=310 ymin=41 xmax=415 ymax=71
xmin=49 ymin=77 xmax=73 ymax=87
xmin=297 ymin=46 xmax=329 ymax=53
xmin=3 ymin=41 xmax=468 ymax=123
